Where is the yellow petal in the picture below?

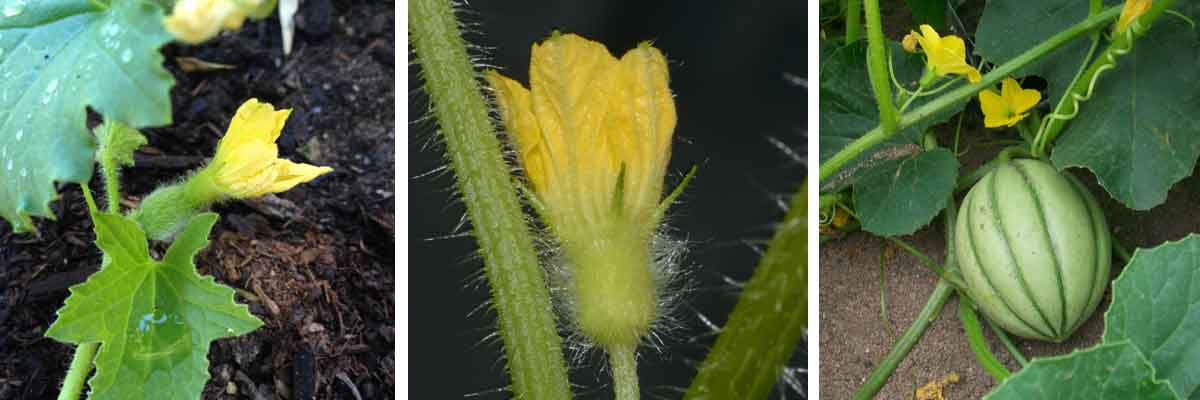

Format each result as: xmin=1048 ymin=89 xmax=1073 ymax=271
xmin=218 ymin=99 xmax=291 ymax=156
xmin=1117 ymin=0 xmax=1152 ymax=32
xmin=918 ymin=25 xmax=941 ymax=43
xmin=163 ymin=0 xmax=247 ymax=44
xmin=267 ymin=159 xmax=333 ymax=193
xmin=978 ymin=89 xmax=1006 ymax=128
xmin=615 ymin=43 xmax=675 ymax=218
xmin=1013 ymin=88 xmax=1042 ymax=113
xmin=485 ymin=70 xmax=550 ymax=193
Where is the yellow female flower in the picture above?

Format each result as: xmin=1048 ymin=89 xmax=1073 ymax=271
xmin=1116 ymin=0 xmax=1152 ymax=33
xmin=978 ymin=77 xmax=1041 ymax=128
xmin=485 ymin=33 xmax=677 ymax=349
xmin=163 ymin=0 xmax=275 ymax=44
xmin=909 ymin=25 xmax=982 ymax=83
xmin=203 ymin=99 xmax=332 ymax=198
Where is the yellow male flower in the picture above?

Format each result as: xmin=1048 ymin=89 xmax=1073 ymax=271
xmin=909 ymin=25 xmax=982 ymax=83
xmin=485 ymin=33 xmax=677 ymax=349
xmin=203 ymin=99 xmax=332 ymax=198
xmin=163 ymin=0 xmax=275 ymax=44
xmin=978 ymin=77 xmax=1041 ymax=128
xmin=133 ymin=99 xmax=330 ymax=240
xmin=1116 ymin=0 xmax=1152 ymax=33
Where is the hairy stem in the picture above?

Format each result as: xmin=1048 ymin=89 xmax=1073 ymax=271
xmin=58 ymin=342 xmax=98 ymax=400
xmin=610 ymin=345 xmax=639 ymax=400
xmin=408 ymin=0 xmax=571 ymax=398
xmin=820 ymin=5 xmax=1122 ymax=184
xmin=863 ymin=0 xmax=897 ymax=133
xmin=685 ymin=180 xmax=807 ymax=399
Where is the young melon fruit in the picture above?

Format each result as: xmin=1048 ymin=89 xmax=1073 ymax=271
xmin=955 ymin=159 xmax=1110 ymax=342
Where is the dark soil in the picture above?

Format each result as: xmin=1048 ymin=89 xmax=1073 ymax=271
xmin=820 ymin=117 xmax=1200 ymax=398
xmin=0 ymin=1 xmax=395 ymax=399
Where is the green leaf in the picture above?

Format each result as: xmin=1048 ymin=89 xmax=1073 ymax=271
xmin=1105 ymin=234 xmax=1200 ymax=399
xmin=95 ymin=120 xmax=147 ymax=167
xmin=985 ymin=341 xmax=1177 ymax=400
xmin=1050 ymin=17 xmax=1200 ymax=210
xmin=45 ymin=212 xmax=263 ymax=400
xmin=819 ymin=40 xmax=967 ymax=191
xmin=852 ymin=148 xmax=956 ymax=236
xmin=975 ymin=0 xmax=1098 ymax=105
xmin=903 ymin=0 xmax=945 ymax=27
xmin=0 ymin=0 xmax=174 ymax=232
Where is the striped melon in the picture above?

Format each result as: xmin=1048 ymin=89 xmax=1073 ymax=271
xmin=955 ymin=159 xmax=1110 ymax=342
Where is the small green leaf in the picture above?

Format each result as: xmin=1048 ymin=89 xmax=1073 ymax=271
xmin=975 ymin=0 xmax=1097 ymax=105
xmin=852 ymin=148 xmax=956 ymax=236
xmin=819 ymin=40 xmax=967 ymax=191
xmin=45 ymin=212 xmax=263 ymax=400
xmin=95 ymin=120 xmax=147 ymax=167
xmin=1050 ymin=16 xmax=1200 ymax=210
xmin=985 ymin=341 xmax=1177 ymax=400
xmin=1105 ymin=234 xmax=1200 ymax=399
xmin=0 ymin=0 xmax=174 ymax=232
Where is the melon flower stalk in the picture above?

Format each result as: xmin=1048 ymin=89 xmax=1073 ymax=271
xmin=909 ymin=25 xmax=982 ymax=83
xmin=163 ymin=0 xmax=277 ymax=44
xmin=132 ymin=99 xmax=331 ymax=240
xmin=979 ymin=77 xmax=1041 ymax=128
xmin=486 ymin=32 xmax=682 ymax=399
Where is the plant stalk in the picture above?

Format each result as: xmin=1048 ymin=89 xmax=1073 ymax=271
xmin=58 ymin=343 xmax=98 ymax=400
xmin=685 ymin=180 xmax=807 ymax=399
xmin=610 ymin=345 xmax=639 ymax=400
xmin=820 ymin=5 xmax=1122 ymax=184
xmin=862 ymin=0 xmax=898 ymax=133
xmin=845 ymin=0 xmax=862 ymax=43
xmin=408 ymin=0 xmax=572 ymax=398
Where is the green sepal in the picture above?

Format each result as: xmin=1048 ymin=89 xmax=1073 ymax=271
xmin=45 ymin=211 xmax=262 ymax=400
xmin=94 ymin=121 xmax=147 ymax=167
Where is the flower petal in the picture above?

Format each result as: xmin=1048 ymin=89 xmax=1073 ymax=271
xmin=267 ymin=159 xmax=333 ymax=193
xmin=485 ymin=71 xmax=551 ymax=192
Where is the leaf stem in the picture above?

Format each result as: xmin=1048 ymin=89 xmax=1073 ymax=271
xmin=820 ymin=5 xmax=1122 ymax=184
xmin=57 ymin=342 xmax=98 ymax=400
xmin=959 ymin=297 xmax=1010 ymax=382
xmin=408 ymin=0 xmax=571 ymax=398
xmin=684 ymin=181 xmax=807 ymax=399
xmin=863 ymin=0 xmax=898 ymax=133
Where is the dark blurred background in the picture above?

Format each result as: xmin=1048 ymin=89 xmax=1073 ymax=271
xmin=409 ymin=0 xmax=806 ymax=398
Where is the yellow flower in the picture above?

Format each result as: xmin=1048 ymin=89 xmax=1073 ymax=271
xmin=485 ymin=33 xmax=677 ymax=348
xmin=978 ymin=77 xmax=1041 ymax=128
xmin=910 ymin=25 xmax=982 ymax=83
xmin=205 ymin=99 xmax=332 ymax=198
xmin=1116 ymin=0 xmax=1152 ymax=33
xmin=163 ymin=0 xmax=274 ymax=44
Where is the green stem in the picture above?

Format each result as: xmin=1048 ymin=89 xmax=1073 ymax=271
xmin=1033 ymin=0 xmax=1175 ymax=157
xmin=988 ymin=318 xmax=1029 ymax=367
xmin=58 ymin=342 xmax=98 ymax=400
xmin=408 ymin=1 xmax=571 ymax=399
xmin=845 ymin=0 xmax=862 ymax=43
xmin=610 ymin=345 xmax=639 ymax=400
xmin=863 ymin=0 xmax=898 ymax=133
xmin=820 ymin=5 xmax=1122 ymax=184
xmin=685 ymin=181 xmax=807 ymax=400
xmin=1111 ymin=232 xmax=1132 ymax=264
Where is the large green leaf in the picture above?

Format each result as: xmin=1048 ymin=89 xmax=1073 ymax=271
xmin=1105 ymin=234 xmax=1200 ymax=399
xmin=819 ymin=40 xmax=967 ymax=192
xmin=0 ymin=0 xmax=173 ymax=232
xmin=985 ymin=341 xmax=1177 ymax=400
xmin=45 ymin=212 xmax=262 ymax=400
xmin=851 ymin=148 xmax=956 ymax=236
xmin=1050 ymin=16 xmax=1200 ymax=210
xmin=903 ymin=0 xmax=945 ymax=27
xmin=975 ymin=0 xmax=1102 ymax=105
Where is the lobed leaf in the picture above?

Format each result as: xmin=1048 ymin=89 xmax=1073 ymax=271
xmin=0 ymin=0 xmax=173 ymax=232
xmin=851 ymin=148 xmax=956 ymax=236
xmin=45 ymin=212 xmax=262 ymax=400
xmin=985 ymin=341 xmax=1177 ymax=399
xmin=975 ymin=0 xmax=1099 ymax=105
